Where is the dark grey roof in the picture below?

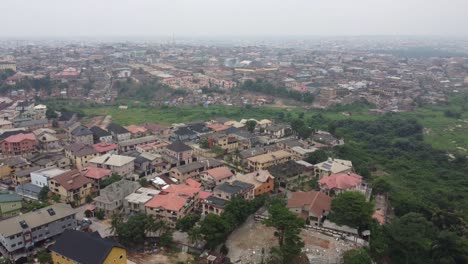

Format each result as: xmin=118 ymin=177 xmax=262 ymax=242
xmin=71 ymin=126 xmax=93 ymax=137
xmin=173 ymin=162 xmax=204 ymax=174
xmin=0 ymin=130 xmax=26 ymax=141
xmin=200 ymin=158 xmax=224 ymax=169
xmin=215 ymin=180 xmax=254 ymax=194
xmin=174 ymin=126 xmax=197 ymax=136
xmin=107 ymin=123 xmax=129 ymax=135
xmin=16 ymin=183 xmax=42 ymax=198
xmin=50 ymin=230 xmax=123 ymax=264
xmin=14 ymin=166 xmax=41 ymax=178
xmin=16 ymin=119 xmax=50 ymax=128
xmin=29 ymin=153 xmax=64 ymax=166
xmin=188 ymin=123 xmax=211 ymax=134
xmin=90 ymin=126 xmax=111 ymax=138
xmin=268 ymin=160 xmax=307 ymax=179
xmin=65 ymin=143 xmax=97 ymax=157
xmin=58 ymin=112 xmax=77 ymax=122
xmin=0 ymin=156 xmax=30 ymax=167
xmin=205 ymin=196 xmax=227 ymax=207
xmin=166 ymin=141 xmax=192 ymax=152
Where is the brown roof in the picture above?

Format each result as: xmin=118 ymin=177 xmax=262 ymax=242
xmin=205 ymin=166 xmax=234 ymax=181
xmin=51 ymin=169 xmax=92 ymax=191
xmin=287 ymin=191 xmax=331 ymax=217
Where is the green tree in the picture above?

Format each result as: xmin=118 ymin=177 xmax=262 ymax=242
xmin=95 ymin=210 xmax=105 ymax=220
xmin=176 ymin=214 xmax=200 ymax=232
xmin=372 ymin=177 xmax=391 ymax=194
xmin=45 ymin=108 xmax=58 ymax=119
xmin=38 ymin=186 xmax=50 ymax=202
xmin=305 ymin=149 xmax=328 ymax=164
xmin=159 ymin=231 xmax=173 ymax=247
xmin=37 ymin=249 xmax=52 ymax=264
xmin=246 ymin=120 xmax=257 ymax=133
xmin=100 ymin=174 xmax=122 ymax=188
xmin=431 ymin=230 xmax=468 ymax=264
xmin=84 ymin=210 xmax=93 ymax=218
xmin=264 ymin=199 xmax=305 ymax=264
xmin=328 ymin=191 xmax=374 ymax=231
xmin=188 ymin=226 xmax=203 ymax=244
xmin=343 ymin=248 xmax=372 ymax=264
xmin=199 ymin=138 xmax=209 ymax=149
xmin=199 ymin=214 xmax=230 ymax=249
xmin=387 ymin=213 xmax=435 ymax=264
xmin=139 ymin=178 xmax=149 ymax=187
xmin=113 ymin=213 xmax=166 ymax=247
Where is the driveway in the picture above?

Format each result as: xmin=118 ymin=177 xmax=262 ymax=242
xmin=74 ymin=204 xmax=112 ymax=237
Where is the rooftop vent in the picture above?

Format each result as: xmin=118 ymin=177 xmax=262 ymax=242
xmin=47 ymin=208 xmax=56 ymax=216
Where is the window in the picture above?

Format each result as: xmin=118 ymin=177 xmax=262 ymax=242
xmin=18 ymin=242 xmax=22 ymax=245
xmin=119 ymin=255 xmax=123 ymax=259
xmin=11 ymin=244 xmax=16 ymax=247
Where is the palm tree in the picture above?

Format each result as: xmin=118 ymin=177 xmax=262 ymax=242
xmin=108 ymin=213 xmax=123 ymax=235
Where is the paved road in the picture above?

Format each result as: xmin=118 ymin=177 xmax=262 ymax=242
xmin=75 ymin=204 xmax=112 ymax=238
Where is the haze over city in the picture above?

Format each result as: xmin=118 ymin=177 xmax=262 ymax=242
xmin=2 ymin=0 xmax=468 ymax=38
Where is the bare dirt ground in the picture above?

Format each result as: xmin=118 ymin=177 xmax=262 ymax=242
xmin=128 ymin=251 xmax=194 ymax=264
xmin=226 ymin=216 xmax=359 ymax=264
xmin=226 ymin=215 xmax=278 ymax=263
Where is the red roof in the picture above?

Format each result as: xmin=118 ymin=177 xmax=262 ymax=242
xmin=186 ymin=178 xmax=202 ymax=188
xmin=82 ymin=166 xmax=112 ymax=180
xmin=287 ymin=191 xmax=331 ymax=218
xmin=205 ymin=166 xmax=234 ymax=181
xmin=124 ymin=125 xmax=148 ymax=134
xmin=373 ymin=212 xmax=385 ymax=225
xmin=199 ymin=191 xmax=212 ymax=200
xmin=164 ymin=184 xmax=200 ymax=198
xmin=206 ymin=123 xmax=230 ymax=132
xmin=318 ymin=173 xmax=362 ymax=190
xmin=93 ymin=142 xmax=118 ymax=153
xmin=4 ymin=133 xmax=36 ymax=143
xmin=145 ymin=193 xmax=188 ymax=211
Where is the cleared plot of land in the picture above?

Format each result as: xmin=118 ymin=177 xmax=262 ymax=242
xmin=226 ymin=216 xmax=358 ymax=264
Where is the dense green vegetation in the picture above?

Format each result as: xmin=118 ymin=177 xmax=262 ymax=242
xmin=328 ymin=192 xmax=374 ymax=232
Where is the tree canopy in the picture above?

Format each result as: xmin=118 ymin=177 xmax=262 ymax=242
xmin=328 ymin=191 xmax=374 ymax=230
xmin=264 ymin=198 xmax=305 ymax=264
xmin=343 ymin=248 xmax=372 ymax=264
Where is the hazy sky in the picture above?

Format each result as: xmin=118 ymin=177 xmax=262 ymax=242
xmin=2 ymin=0 xmax=468 ymax=38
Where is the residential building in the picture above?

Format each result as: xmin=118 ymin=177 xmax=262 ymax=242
xmin=213 ymin=180 xmax=255 ymax=201
xmin=145 ymin=187 xmax=197 ymax=228
xmin=206 ymin=133 xmax=239 ymax=153
xmin=93 ymin=142 xmax=119 ymax=155
xmin=28 ymin=153 xmax=71 ymax=170
xmin=124 ymin=187 xmax=160 ymax=214
xmin=286 ymin=191 xmax=332 ymax=226
xmin=48 ymin=170 xmax=93 ymax=206
xmin=93 ymin=180 xmax=140 ymax=215
xmin=202 ymin=195 xmax=226 ymax=216
xmin=201 ymin=166 xmax=235 ymax=189
xmin=0 ymin=191 xmax=22 ymax=218
xmin=0 ymin=133 xmax=37 ymax=157
xmin=15 ymin=183 xmax=42 ymax=200
xmin=0 ymin=203 xmax=76 ymax=252
xmin=36 ymin=133 xmax=60 ymax=151
xmin=264 ymin=124 xmax=292 ymax=139
xmin=247 ymin=150 xmax=295 ymax=171
xmin=90 ymin=126 xmax=113 ymax=143
xmin=169 ymin=162 xmax=205 ymax=182
xmin=82 ymin=166 xmax=112 ymax=191
xmin=318 ymin=173 xmax=370 ymax=197
xmin=107 ymin=123 xmax=131 ymax=142
xmin=314 ymin=158 xmax=353 ymax=178
xmin=30 ymin=167 xmax=68 ymax=188
xmin=12 ymin=166 xmax=41 ymax=186
xmin=69 ymin=126 xmax=94 ymax=145
xmin=164 ymin=141 xmax=194 ymax=165
xmin=268 ymin=160 xmax=314 ymax=189
xmin=235 ymin=170 xmax=274 ymax=196
xmin=51 ymin=229 xmax=127 ymax=264
xmin=64 ymin=143 xmax=99 ymax=170
xmin=118 ymin=135 xmax=158 ymax=152
xmin=0 ymin=156 xmax=30 ymax=180
xmin=88 ymin=154 xmax=135 ymax=179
